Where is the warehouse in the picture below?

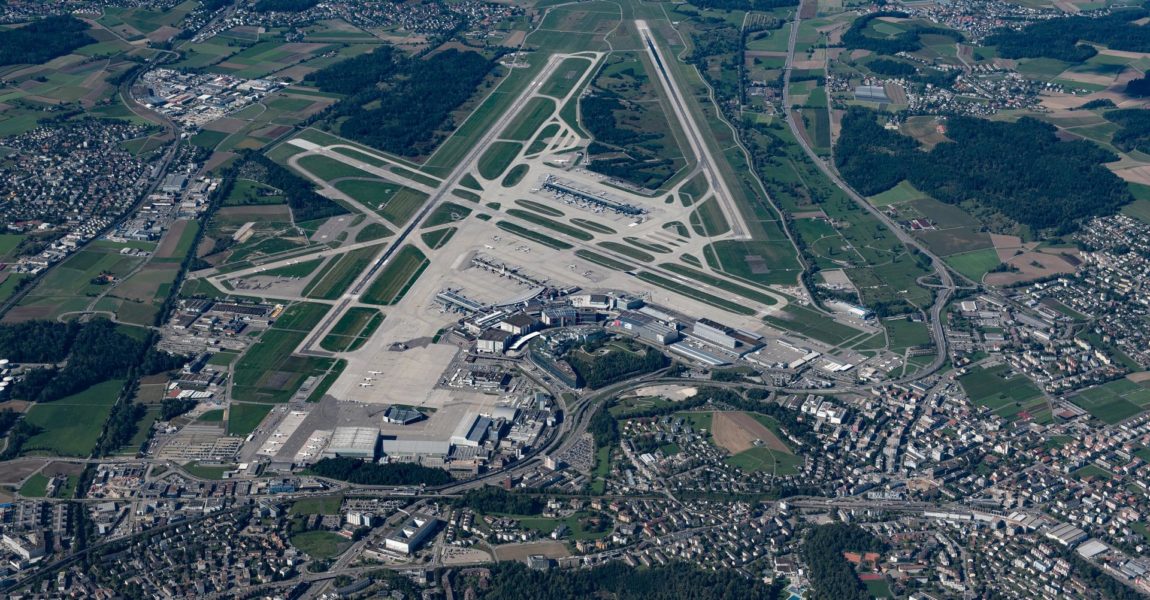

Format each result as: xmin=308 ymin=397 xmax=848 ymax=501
xmin=668 ymin=342 xmax=729 ymax=367
xmin=380 ymin=439 xmax=451 ymax=465
xmin=477 ymin=328 xmax=514 ymax=354
xmin=613 ymin=311 xmax=679 ymax=345
xmin=451 ymin=414 xmax=493 ymax=448
xmin=321 ymin=427 xmax=380 ymax=461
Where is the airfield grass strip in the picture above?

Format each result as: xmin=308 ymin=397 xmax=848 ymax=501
xmin=575 ymin=249 xmax=633 ymax=272
xmin=496 ymin=221 xmax=573 ymax=250
xmin=506 ymin=208 xmax=593 ymax=241
xmin=659 ymin=263 xmax=777 ymax=306
xmin=636 ymin=272 xmax=756 ymax=315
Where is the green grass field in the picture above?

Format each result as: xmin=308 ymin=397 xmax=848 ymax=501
xmin=18 ymin=473 xmax=50 ymax=497
xmin=290 ymin=495 xmax=343 ymax=515
xmin=540 ymin=57 xmax=593 ymax=98
xmin=705 ymin=240 xmax=803 ymax=287
xmin=636 ymin=272 xmax=756 ymax=315
xmin=304 ymin=245 xmax=382 ymax=299
xmin=228 ymin=404 xmax=273 ymax=436
xmin=477 ymin=141 xmax=523 ymax=180
xmin=945 ymin=248 xmax=1001 ymax=283
xmin=884 ymin=318 xmax=931 ymax=351
xmin=571 ymin=218 xmax=616 ymax=234
xmin=497 ymin=221 xmax=573 ymax=250
xmin=420 ymin=227 xmax=457 ymax=250
xmin=763 ymin=304 xmax=863 ymax=345
xmin=515 ymin=199 xmax=564 ymax=217
xmin=423 ymin=202 xmax=473 ymax=228
xmin=319 ymin=307 xmax=383 ymax=352
xmin=1070 ymin=378 xmax=1150 ymax=424
xmin=502 ymin=97 xmax=555 ymax=141
xmin=501 ymin=164 xmax=530 ymax=188
xmin=598 ymin=241 xmax=653 ymax=262
xmin=22 ymin=380 xmax=125 ymax=457
xmin=868 ymin=180 xmax=926 ymax=206
xmin=333 ymin=179 xmax=428 ymax=227
xmin=361 ymin=245 xmax=429 ymax=305
xmin=575 ymin=249 xmax=633 ymax=272
xmin=291 ymin=531 xmax=351 ymax=559
xmin=725 ymin=446 xmax=804 ymax=476
xmin=506 ymin=209 xmax=594 ymax=241
xmin=660 ymin=263 xmax=778 ymax=306
xmin=959 ymin=364 xmax=1048 ymax=421
xmin=689 ymin=198 xmax=730 ymax=236
xmin=232 ymin=303 xmax=340 ymax=404
xmin=297 ymin=154 xmax=373 ymax=182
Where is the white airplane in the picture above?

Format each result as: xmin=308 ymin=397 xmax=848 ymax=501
xmin=368 ymin=370 xmax=382 ymax=375
xmin=359 ymin=383 xmax=373 ymax=388
xmin=363 ymin=376 xmax=375 ymax=381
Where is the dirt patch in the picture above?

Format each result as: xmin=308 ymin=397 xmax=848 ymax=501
xmin=984 ymin=249 xmax=1078 ymax=286
xmin=2 ymin=305 xmax=55 ymax=324
xmin=625 ymin=385 xmax=697 ymax=400
xmin=1127 ymin=372 xmax=1150 ymax=383
xmin=990 ymin=233 xmax=1033 ymax=262
xmin=253 ymin=124 xmax=293 ymax=139
xmin=0 ymin=458 xmax=48 ymax=484
xmin=275 ymin=65 xmax=316 ymax=82
xmin=792 ymin=210 xmax=828 ymax=219
xmin=501 ymin=30 xmax=527 ymax=48
xmin=712 ymin=411 xmax=792 ymax=455
xmin=0 ymin=400 xmax=31 ymax=413
xmin=203 ymin=117 xmax=247 ymax=134
xmin=147 ymin=25 xmax=179 ymax=43
xmin=201 ymin=150 xmax=236 ymax=174
xmin=492 ymin=540 xmax=570 ymax=561
xmin=155 ymin=219 xmax=191 ymax=259
xmin=1112 ymin=164 xmax=1150 ymax=186
xmin=43 ymin=462 xmax=84 ymax=478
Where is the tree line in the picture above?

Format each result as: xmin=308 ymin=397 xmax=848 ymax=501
xmin=0 ymin=15 xmax=94 ymax=68
xmin=454 ymin=486 xmax=544 ymax=516
xmin=306 ymin=47 xmax=496 ymax=157
xmin=984 ymin=8 xmax=1150 ymax=63
xmin=309 ymin=456 xmax=453 ymax=486
xmin=253 ymin=0 xmax=319 ymax=11
xmin=835 ymin=108 xmax=1130 ymax=233
xmin=476 ymin=561 xmax=786 ymax=600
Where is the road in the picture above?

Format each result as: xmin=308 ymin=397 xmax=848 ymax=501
xmin=635 ymin=20 xmax=751 ymax=240
xmin=780 ymin=10 xmax=954 ymax=377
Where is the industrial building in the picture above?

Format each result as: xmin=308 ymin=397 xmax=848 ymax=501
xmin=1045 ymin=523 xmax=1088 ymax=547
xmin=381 ymin=406 xmax=424 ymax=425
xmin=477 ymin=328 xmax=514 ymax=354
xmin=499 ymin=313 xmax=541 ymax=336
xmin=383 ymin=514 xmax=438 ymax=554
xmin=668 ymin=342 xmax=729 ymax=367
xmin=381 ymin=439 xmax=451 ymax=465
xmin=321 ymin=427 xmax=379 ymax=461
xmin=613 ymin=311 xmax=679 ymax=345
xmin=692 ymin=319 xmax=763 ymax=353
xmin=854 ymin=85 xmax=891 ymax=103
xmin=451 ymin=414 xmax=493 ymax=448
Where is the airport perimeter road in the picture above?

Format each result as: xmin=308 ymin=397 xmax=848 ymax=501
xmin=635 ymin=20 xmax=751 ymax=240
xmin=297 ymin=54 xmax=568 ymax=355
xmin=780 ymin=12 xmax=953 ymax=376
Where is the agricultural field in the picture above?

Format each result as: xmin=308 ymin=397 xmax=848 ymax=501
xmin=6 ymin=246 xmax=146 ymax=323
xmin=712 ymin=412 xmax=803 ymax=476
xmin=1069 ymin=378 xmax=1150 ymax=424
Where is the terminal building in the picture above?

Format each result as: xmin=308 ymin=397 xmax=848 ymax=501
xmin=321 ymin=427 xmax=380 ymax=461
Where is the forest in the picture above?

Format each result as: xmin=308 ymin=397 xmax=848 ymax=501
xmin=475 ymin=561 xmax=786 ymax=600
xmin=454 ymin=486 xmax=544 ymax=515
xmin=307 ymin=47 xmax=496 ymax=157
xmin=241 ymin=151 xmax=347 ymax=222
xmin=582 ymin=92 xmax=679 ymax=189
xmin=565 ymin=343 xmax=669 ymax=389
xmin=1105 ymin=109 xmax=1150 ymax=154
xmin=984 ymin=9 xmax=1150 ymax=62
xmin=0 ymin=15 xmax=94 ymax=67
xmin=309 ymin=456 xmax=453 ymax=486
xmin=1124 ymin=70 xmax=1150 ymax=97
xmin=0 ymin=320 xmax=80 ymax=363
xmin=252 ymin=0 xmax=319 ymax=11
xmin=835 ymin=108 xmax=1130 ymax=233
xmin=865 ymin=58 xmax=917 ymax=77
xmin=801 ymin=523 xmax=886 ymax=600
xmin=842 ymin=12 xmax=961 ymax=56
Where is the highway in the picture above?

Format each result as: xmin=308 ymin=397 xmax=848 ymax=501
xmin=635 ymin=20 xmax=751 ymax=240
xmin=780 ymin=11 xmax=954 ymax=378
